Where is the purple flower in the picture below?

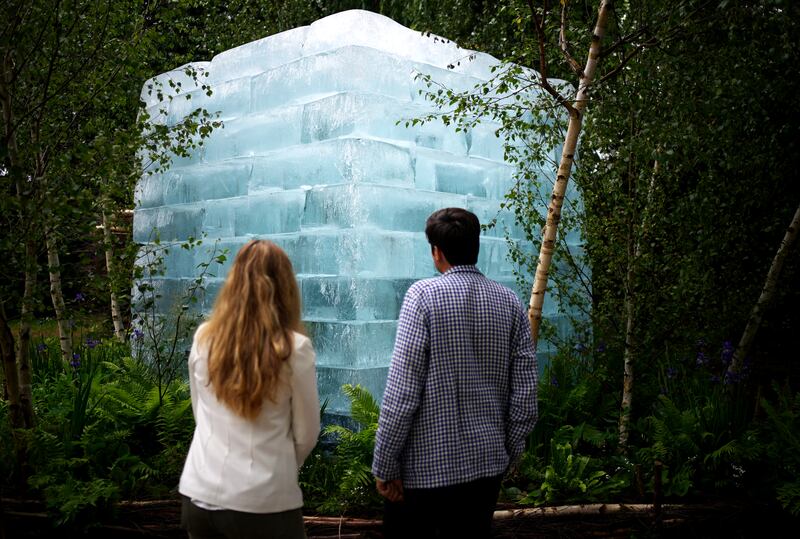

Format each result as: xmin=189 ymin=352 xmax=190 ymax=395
xmin=85 ymin=338 xmax=100 ymax=349
xmin=36 ymin=343 xmax=47 ymax=352
xmin=132 ymin=328 xmax=144 ymax=340
xmin=74 ymin=292 xmax=85 ymax=302
xmin=70 ymin=353 xmax=81 ymax=368
xmin=666 ymin=367 xmax=677 ymax=379
xmin=596 ymin=342 xmax=606 ymax=353
xmin=696 ymin=351 xmax=708 ymax=366
xmin=721 ymin=341 xmax=734 ymax=365
xmin=550 ymin=375 xmax=559 ymax=388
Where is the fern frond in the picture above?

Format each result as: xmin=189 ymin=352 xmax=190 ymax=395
xmin=341 ymin=384 xmax=380 ymax=428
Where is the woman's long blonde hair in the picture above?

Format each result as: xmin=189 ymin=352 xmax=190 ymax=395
xmin=199 ymin=239 xmax=304 ymax=420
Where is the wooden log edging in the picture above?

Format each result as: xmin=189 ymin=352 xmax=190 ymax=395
xmin=1 ymin=497 xmax=680 ymax=520
xmin=304 ymin=515 xmax=383 ymax=528
xmin=493 ymin=503 xmax=680 ymax=520
xmin=304 ymin=503 xmax=680 ymax=527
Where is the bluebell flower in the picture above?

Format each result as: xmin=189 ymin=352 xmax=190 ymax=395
xmin=696 ymin=351 xmax=708 ymax=366
xmin=85 ymin=338 xmax=100 ymax=349
xmin=666 ymin=367 xmax=677 ymax=379
xmin=133 ymin=328 xmax=144 ymax=340
xmin=721 ymin=341 xmax=734 ymax=365
xmin=596 ymin=342 xmax=606 ymax=353
xmin=74 ymin=292 xmax=85 ymax=302
xmin=70 ymin=353 xmax=81 ymax=368
xmin=550 ymin=375 xmax=559 ymax=388
xmin=36 ymin=343 xmax=47 ymax=352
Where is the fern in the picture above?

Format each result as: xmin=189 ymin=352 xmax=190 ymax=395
xmin=341 ymin=384 xmax=380 ymax=428
xmin=311 ymin=384 xmax=383 ymax=515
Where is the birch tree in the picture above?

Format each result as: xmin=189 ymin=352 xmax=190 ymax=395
xmin=101 ymin=210 xmax=127 ymax=342
xmin=527 ymin=0 xmax=611 ymax=346
xmin=727 ymin=203 xmax=800 ymax=380
xmin=580 ymin=0 xmax=800 ymax=455
xmin=0 ymin=0 xmax=220 ymax=432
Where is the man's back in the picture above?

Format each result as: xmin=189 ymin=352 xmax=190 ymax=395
xmin=372 ymin=207 xmax=538 ymax=539
xmin=372 ymin=265 xmax=538 ymax=489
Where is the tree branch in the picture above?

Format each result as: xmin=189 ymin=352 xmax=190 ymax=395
xmin=560 ymin=2 xmax=582 ymax=76
xmin=600 ymin=27 xmax=649 ymax=58
xmin=597 ymin=38 xmax=657 ymax=86
xmin=526 ymin=0 xmax=573 ymax=114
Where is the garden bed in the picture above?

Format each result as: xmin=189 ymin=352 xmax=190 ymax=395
xmin=2 ymin=497 xmax=793 ymax=538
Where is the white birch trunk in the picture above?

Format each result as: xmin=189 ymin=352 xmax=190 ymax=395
xmin=619 ymin=260 xmax=636 ymax=449
xmin=529 ymin=0 xmax=612 ymax=345
xmin=45 ymin=226 xmax=74 ymax=364
xmin=727 ymin=202 xmax=800 ymax=378
xmin=619 ymin=158 xmax=659 ymax=450
xmin=102 ymin=211 xmax=126 ymax=342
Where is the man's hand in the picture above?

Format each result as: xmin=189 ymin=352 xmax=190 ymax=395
xmin=375 ymin=478 xmax=404 ymax=502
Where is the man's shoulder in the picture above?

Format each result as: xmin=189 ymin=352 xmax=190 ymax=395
xmin=485 ymin=278 xmax=523 ymax=299
xmin=410 ymin=271 xmax=522 ymax=304
xmin=406 ymin=276 xmax=441 ymax=295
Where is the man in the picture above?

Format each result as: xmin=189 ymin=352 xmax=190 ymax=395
xmin=372 ymin=207 xmax=539 ymax=538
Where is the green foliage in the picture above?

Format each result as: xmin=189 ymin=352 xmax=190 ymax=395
xmin=524 ymin=441 xmax=607 ymax=505
xmin=750 ymin=387 xmax=800 ymax=515
xmin=2 ymin=337 xmax=193 ymax=528
xmin=28 ymin=475 xmax=119 ymax=528
xmin=131 ymin=233 xmax=227 ymax=403
xmin=301 ymin=384 xmax=382 ymax=516
xmin=2 ymin=0 xmax=800 ymax=527
xmin=518 ymin=427 xmax=629 ymax=506
xmin=530 ymin=347 xmax=618 ymax=462
xmin=580 ymin=0 xmax=800 ymax=390
xmin=634 ymin=374 xmax=753 ymax=499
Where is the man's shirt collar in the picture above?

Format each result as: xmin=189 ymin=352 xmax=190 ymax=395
xmin=441 ymin=264 xmax=482 ymax=277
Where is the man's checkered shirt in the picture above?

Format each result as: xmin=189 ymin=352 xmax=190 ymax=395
xmin=372 ymin=265 xmax=538 ymax=489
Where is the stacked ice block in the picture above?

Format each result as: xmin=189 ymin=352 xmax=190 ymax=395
xmin=134 ymin=10 xmax=584 ymax=416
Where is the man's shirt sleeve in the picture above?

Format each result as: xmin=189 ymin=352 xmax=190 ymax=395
xmin=372 ymin=285 xmax=430 ymax=481
xmin=506 ymin=301 xmax=539 ymax=463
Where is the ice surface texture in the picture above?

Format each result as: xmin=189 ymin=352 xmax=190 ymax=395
xmin=134 ymin=10 xmax=584 ymax=415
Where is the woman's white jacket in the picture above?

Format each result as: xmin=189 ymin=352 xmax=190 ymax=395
xmin=179 ymin=324 xmax=320 ymax=513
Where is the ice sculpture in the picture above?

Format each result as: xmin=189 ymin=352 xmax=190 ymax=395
xmin=134 ymin=10 xmax=584 ymax=417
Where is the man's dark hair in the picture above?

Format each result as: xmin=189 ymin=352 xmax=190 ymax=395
xmin=425 ymin=208 xmax=480 ymax=266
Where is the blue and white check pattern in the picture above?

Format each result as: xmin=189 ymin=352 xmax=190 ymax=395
xmin=372 ymin=265 xmax=538 ymax=488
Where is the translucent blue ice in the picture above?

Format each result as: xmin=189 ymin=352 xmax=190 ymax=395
xmin=134 ymin=10 xmax=586 ymax=416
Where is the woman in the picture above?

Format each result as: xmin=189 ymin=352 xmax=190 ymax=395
xmin=179 ymin=239 xmax=320 ymax=539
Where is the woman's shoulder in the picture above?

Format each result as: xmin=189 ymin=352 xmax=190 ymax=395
xmin=290 ymin=331 xmax=315 ymax=362
xmin=190 ymin=322 xmax=212 ymax=358
xmin=194 ymin=321 xmax=210 ymax=336
xmin=291 ymin=330 xmax=312 ymax=350
xmin=193 ymin=322 xmax=212 ymax=344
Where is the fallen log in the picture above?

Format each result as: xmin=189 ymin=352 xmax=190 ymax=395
xmin=493 ymin=503 xmax=680 ymax=519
